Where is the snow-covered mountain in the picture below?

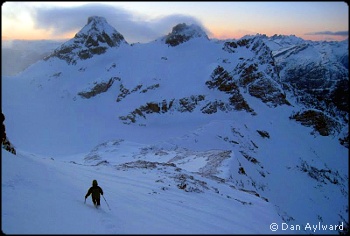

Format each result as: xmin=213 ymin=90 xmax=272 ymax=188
xmin=2 ymin=16 xmax=348 ymax=234
xmin=160 ymin=22 xmax=209 ymax=46
xmin=45 ymin=16 xmax=127 ymax=65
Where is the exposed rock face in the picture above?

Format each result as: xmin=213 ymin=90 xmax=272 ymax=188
xmin=1 ymin=113 xmax=6 ymax=142
xmin=45 ymin=16 xmax=127 ymax=64
xmin=220 ymin=35 xmax=348 ymax=146
xmin=289 ymin=110 xmax=341 ymax=136
xmin=228 ymin=37 xmax=291 ymax=107
xmin=273 ymin=40 xmax=349 ymax=146
xmin=297 ymin=159 xmax=347 ymax=187
xmin=116 ymin=84 xmax=159 ymax=103
xmin=118 ymin=64 xmax=260 ymax=124
xmin=119 ymin=95 xmax=206 ymax=124
xmin=163 ymin=23 xmax=209 ymax=46
xmin=330 ymin=78 xmax=349 ymax=113
xmin=1 ymin=113 xmax=16 ymax=155
xmin=283 ymin=61 xmax=348 ymax=112
xmin=78 ymin=77 xmax=120 ymax=99
xmin=275 ymin=40 xmax=349 ymax=121
xmin=205 ymin=66 xmax=254 ymax=113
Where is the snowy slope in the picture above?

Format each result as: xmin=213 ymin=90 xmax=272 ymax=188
xmin=2 ymin=149 xmax=284 ymax=234
xmin=2 ymin=17 xmax=348 ymax=234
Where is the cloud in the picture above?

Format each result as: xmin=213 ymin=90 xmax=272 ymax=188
xmin=30 ymin=3 xmax=209 ymax=43
xmin=305 ymin=31 xmax=348 ymax=36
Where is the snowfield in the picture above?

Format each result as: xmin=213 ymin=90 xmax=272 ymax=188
xmin=2 ymin=148 xmax=284 ymax=234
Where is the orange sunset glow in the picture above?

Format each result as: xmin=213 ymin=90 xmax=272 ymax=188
xmin=2 ymin=2 xmax=348 ymax=43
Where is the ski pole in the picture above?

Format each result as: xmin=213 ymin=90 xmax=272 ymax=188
xmin=102 ymin=195 xmax=111 ymax=211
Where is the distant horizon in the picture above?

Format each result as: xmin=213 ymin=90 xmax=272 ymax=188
xmin=2 ymin=2 xmax=348 ymax=43
xmin=2 ymin=30 xmax=348 ymax=47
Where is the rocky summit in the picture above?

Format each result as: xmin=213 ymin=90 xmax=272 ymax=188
xmin=45 ymin=16 xmax=127 ymax=65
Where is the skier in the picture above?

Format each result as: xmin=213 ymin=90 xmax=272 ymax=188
xmin=85 ymin=179 xmax=104 ymax=207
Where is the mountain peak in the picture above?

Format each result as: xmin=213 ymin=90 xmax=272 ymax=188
xmin=87 ymin=16 xmax=107 ymax=25
xmin=77 ymin=16 xmax=124 ymax=43
xmin=163 ymin=23 xmax=209 ymax=46
xmin=46 ymin=16 xmax=127 ymax=64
